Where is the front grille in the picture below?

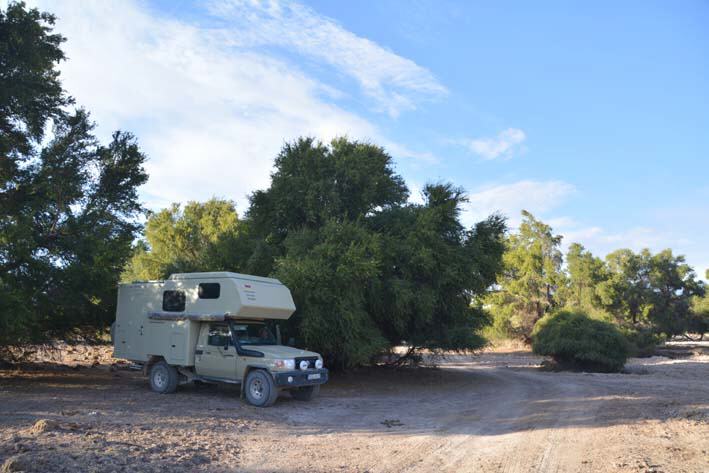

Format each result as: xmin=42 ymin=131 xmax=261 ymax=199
xmin=295 ymin=356 xmax=317 ymax=370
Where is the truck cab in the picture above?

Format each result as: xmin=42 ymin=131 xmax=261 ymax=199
xmin=113 ymin=272 xmax=328 ymax=407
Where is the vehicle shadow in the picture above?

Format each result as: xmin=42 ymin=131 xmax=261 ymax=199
xmin=0 ymin=357 xmax=707 ymax=438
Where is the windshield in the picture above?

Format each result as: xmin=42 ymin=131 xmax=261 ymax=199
xmin=230 ymin=321 xmax=277 ymax=346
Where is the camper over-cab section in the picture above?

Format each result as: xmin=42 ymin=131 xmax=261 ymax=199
xmin=112 ymin=272 xmax=327 ymax=407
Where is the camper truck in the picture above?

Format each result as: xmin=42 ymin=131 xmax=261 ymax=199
xmin=112 ymin=272 xmax=328 ymax=407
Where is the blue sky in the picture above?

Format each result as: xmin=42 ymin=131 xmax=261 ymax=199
xmin=26 ymin=0 xmax=709 ymax=278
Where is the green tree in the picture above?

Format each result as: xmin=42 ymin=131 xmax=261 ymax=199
xmin=248 ymin=137 xmax=407 ymax=248
xmin=646 ymin=250 xmax=704 ymax=336
xmin=1 ymin=1 xmax=69 ymax=179
xmin=689 ymin=295 xmax=709 ymax=339
xmin=598 ymin=248 xmax=705 ymax=335
xmin=486 ymin=211 xmax=564 ymax=340
xmin=1 ymin=3 xmax=147 ymax=347
xmin=557 ymin=243 xmax=608 ymax=310
xmin=367 ymin=184 xmax=506 ymax=355
xmin=274 ymin=220 xmax=386 ymax=368
xmin=597 ymin=249 xmax=649 ymax=325
xmin=123 ymin=199 xmax=248 ymax=281
xmin=248 ymin=138 xmax=505 ymax=367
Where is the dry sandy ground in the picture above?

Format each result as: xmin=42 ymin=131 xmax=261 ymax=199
xmin=0 ymin=346 xmax=707 ymax=473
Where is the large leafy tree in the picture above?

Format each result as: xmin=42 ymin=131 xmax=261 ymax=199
xmin=247 ymin=137 xmax=407 ymax=259
xmin=274 ymin=220 xmax=385 ymax=369
xmin=689 ymin=295 xmax=709 ymax=339
xmin=367 ymin=184 xmax=506 ymax=354
xmin=0 ymin=2 xmax=147 ymax=346
xmin=598 ymin=249 xmax=705 ymax=335
xmin=486 ymin=211 xmax=564 ymax=340
xmin=597 ymin=249 xmax=650 ymax=325
xmin=0 ymin=2 xmax=68 ymax=179
xmin=557 ymin=243 xmax=608 ymax=310
xmin=123 ymin=199 xmax=248 ymax=281
xmin=248 ymin=138 xmax=505 ymax=367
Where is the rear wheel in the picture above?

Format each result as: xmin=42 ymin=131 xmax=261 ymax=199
xmin=244 ymin=370 xmax=278 ymax=407
xmin=291 ymin=384 xmax=320 ymax=401
xmin=149 ymin=360 xmax=178 ymax=394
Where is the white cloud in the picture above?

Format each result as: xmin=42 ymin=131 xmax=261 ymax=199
xmin=32 ymin=0 xmax=439 ymax=211
xmin=209 ymin=0 xmax=448 ymax=117
xmin=552 ymin=221 xmax=708 ymax=281
xmin=462 ymin=128 xmax=527 ymax=160
xmin=463 ymin=180 xmax=575 ymax=226
xmin=407 ymin=180 xmax=427 ymax=205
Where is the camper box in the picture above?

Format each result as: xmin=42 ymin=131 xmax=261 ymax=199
xmin=113 ymin=272 xmax=296 ymax=366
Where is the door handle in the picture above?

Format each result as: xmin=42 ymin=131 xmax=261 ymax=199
xmin=223 ymin=354 xmax=235 ymax=358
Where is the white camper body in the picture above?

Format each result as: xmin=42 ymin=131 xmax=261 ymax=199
xmin=113 ymin=272 xmax=297 ymax=366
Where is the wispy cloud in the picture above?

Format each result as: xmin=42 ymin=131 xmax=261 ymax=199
xmin=33 ymin=0 xmax=440 ymax=211
xmin=461 ymin=128 xmax=527 ymax=160
xmin=550 ymin=220 xmax=707 ymax=280
xmin=209 ymin=0 xmax=448 ymax=117
xmin=463 ymin=179 xmax=575 ymax=226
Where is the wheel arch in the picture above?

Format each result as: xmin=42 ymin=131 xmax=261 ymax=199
xmin=240 ymin=364 xmax=273 ymax=397
xmin=143 ymin=355 xmax=165 ymax=375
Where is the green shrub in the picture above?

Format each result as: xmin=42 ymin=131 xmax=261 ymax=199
xmin=622 ymin=327 xmax=664 ymax=357
xmin=532 ymin=310 xmax=629 ymax=372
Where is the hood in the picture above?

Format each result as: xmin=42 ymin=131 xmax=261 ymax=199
xmin=247 ymin=345 xmax=321 ymax=359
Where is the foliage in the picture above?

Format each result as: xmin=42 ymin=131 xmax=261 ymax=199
xmin=597 ymin=249 xmax=704 ymax=335
xmin=366 ymin=184 xmax=506 ymax=354
xmin=123 ymin=199 xmax=248 ymax=281
xmin=0 ymin=1 xmax=69 ymax=165
xmin=248 ymin=138 xmax=505 ymax=367
xmin=274 ymin=220 xmax=386 ymax=369
xmin=0 ymin=3 xmax=147 ymax=347
xmin=532 ymin=310 xmax=629 ymax=372
xmin=557 ymin=243 xmax=607 ymax=310
xmin=486 ymin=211 xmax=564 ymax=340
xmin=621 ymin=327 xmax=664 ymax=357
xmin=488 ymin=210 xmax=706 ymax=342
xmin=688 ymin=295 xmax=709 ymax=339
xmin=247 ymin=137 xmax=408 ymax=247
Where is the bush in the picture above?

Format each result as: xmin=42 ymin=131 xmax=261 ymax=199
xmin=532 ymin=310 xmax=629 ymax=372
xmin=622 ymin=327 xmax=664 ymax=357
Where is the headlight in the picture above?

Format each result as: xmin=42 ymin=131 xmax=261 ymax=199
xmin=299 ymin=360 xmax=309 ymax=370
xmin=315 ymin=359 xmax=323 ymax=369
xmin=273 ymin=359 xmax=295 ymax=370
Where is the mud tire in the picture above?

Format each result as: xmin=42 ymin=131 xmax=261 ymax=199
xmin=149 ymin=360 xmax=179 ymax=394
xmin=244 ymin=369 xmax=278 ymax=407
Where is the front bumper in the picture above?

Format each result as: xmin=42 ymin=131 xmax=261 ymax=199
xmin=273 ymin=368 xmax=329 ymax=388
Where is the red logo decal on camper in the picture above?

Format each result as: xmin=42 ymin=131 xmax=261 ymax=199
xmin=244 ymin=284 xmax=251 ymax=288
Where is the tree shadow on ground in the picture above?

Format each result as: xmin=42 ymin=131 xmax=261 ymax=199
xmin=0 ymin=359 xmax=707 ymax=439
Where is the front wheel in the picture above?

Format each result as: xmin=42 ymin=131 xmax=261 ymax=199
xmin=291 ymin=384 xmax=320 ymax=401
xmin=244 ymin=370 xmax=278 ymax=407
xmin=149 ymin=360 xmax=178 ymax=394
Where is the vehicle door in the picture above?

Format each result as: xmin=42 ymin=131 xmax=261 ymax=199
xmin=194 ymin=323 xmax=238 ymax=380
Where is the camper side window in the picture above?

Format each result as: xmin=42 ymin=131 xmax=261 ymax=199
xmin=198 ymin=283 xmax=220 ymax=299
xmin=207 ymin=324 xmax=232 ymax=347
xmin=162 ymin=290 xmax=185 ymax=312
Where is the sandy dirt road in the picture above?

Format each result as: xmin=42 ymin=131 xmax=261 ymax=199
xmin=0 ymin=348 xmax=707 ymax=473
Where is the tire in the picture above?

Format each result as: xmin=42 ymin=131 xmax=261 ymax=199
xmin=291 ymin=384 xmax=320 ymax=401
xmin=244 ymin=370 xmax=278 ymax=407
xmin=149 ymin=360 xmax=178 ymax=394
